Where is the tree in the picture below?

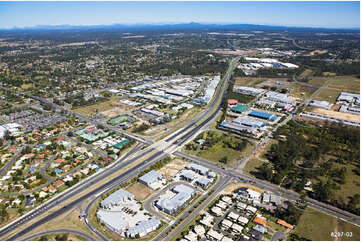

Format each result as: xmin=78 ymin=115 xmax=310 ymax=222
xmin=219 ymin=156 xmax=228 ymax=164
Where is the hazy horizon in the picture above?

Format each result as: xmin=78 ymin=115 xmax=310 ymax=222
xmin=0 ymin=1 xmax=359 ymax=30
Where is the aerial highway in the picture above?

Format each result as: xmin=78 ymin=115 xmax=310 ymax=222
xmin=0 ymin=56 xmax=240 ymax=240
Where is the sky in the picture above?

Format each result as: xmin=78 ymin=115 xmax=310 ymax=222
xmin=0 ymin=1 xmax=359 ymax=29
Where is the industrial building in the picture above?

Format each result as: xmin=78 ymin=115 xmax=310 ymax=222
xmin=337 ymin=92 xmax=360 ymax=104
xmin=309 ymin=100 xmax=332 ymax=109
xmin=100 ymin=188 xmax=134 ymax=209
xmin=231 ymin=104 xmax=249 ymax=114
xmin=232 ymin=116 xmax=265 ymax=128
xmin=220 ymin=120 xmax=257 ymax=135
xmin=265 ymin=91 xmax=296 ymax=104
xmin=234 ymin=86 xmax=264 ymax=96
xmin=199 ymin=76 xmax=221 ymax=104
xmin=155 ymin=184 xmax=195 ymax=214
xmin=138 ymin=170 xmax=163 ymax=187
xmin=248 ymin=110 xmax=277 ymax=121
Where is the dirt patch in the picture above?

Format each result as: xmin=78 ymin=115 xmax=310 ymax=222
xmin=100 ymin=104 xmax=129 ymax=118
xmin=158 ymin=158 xmax=187 ymax=179
xmin=310 ymin=107 xmax=360 ymax=123
xmin=126 ymin=182 xmax=154 ymax=201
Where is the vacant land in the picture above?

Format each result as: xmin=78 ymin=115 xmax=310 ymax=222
xmin=185 ymin=131 xmax=254 ymax=167
xmin=73 ymin=96 xmax=128 ymax=116
xmin=126 ymin=182 xmax=153 ymax=201
xmin=314 ymin=87 xmax=342 ymax=102
xmin=313 ymin=76 xmax=360 ymax=102
xmin=158 ymin=158 xmax=187 ymax=179
xmin=299 ymin=69 xmax=313 ymax=77
xmin=235 ymin=77 xmax=288 ymax=87
xmin=292 ymin=207 xmax=360 ymax=241
xmin=308 ymin=107 xmax=360 ymax=123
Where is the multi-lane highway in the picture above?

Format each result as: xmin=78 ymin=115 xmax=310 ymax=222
xmin=0 ymin=57 xmax=240 ymax=240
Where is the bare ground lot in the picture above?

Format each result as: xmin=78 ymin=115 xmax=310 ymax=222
xmin=158 ymin=158 xmax=187 ymax=179
xmin=308 ymin=107 xmax=360 ymax=123
xmin=126 ymin=182 xmax=154 ymax=201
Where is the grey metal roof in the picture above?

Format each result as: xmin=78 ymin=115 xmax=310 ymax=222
xmin=157 ymin=184 xmax=195 ymax=212
xmin=179 ymin=171 xmax=195 ymax=180
xmin=139 ymin=170 xmax=163 ymax=185
xmin=196 ymin=177 xmax=211 ymax=186
xmin=186 ymin=163 xmax=209 ymax=175
xmin=100 ymin=188 xmax=134 ymax=208
xmin=125 ymin=217 xmax=161 ymax=238
xmin=96 ymin=210 xmax=128 ymax=233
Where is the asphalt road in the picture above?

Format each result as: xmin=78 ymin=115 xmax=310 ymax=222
xmin=175 ymin=151 xmax=360 ymax=226
xmin=20 ymin=229 xmax=96 ymax=241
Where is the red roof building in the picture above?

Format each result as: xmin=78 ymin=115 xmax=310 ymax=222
xmin=228 ymin=99 xmax=238 ymax=105
xmin=277 ymin=219 xmax=294 ymax=229
xmin=253 ymin=216 xmax=266 ymax=226
xmin=54 ymin=180 xmax=64 ymax=188
xmin=48 ymin=185 xmax=57 ymax=193
xmin=55 ymin=158 xmax=65 ymax=164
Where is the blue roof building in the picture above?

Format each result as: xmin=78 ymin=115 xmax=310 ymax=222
xmin=248 ymin=110 xmax=277 ymax=121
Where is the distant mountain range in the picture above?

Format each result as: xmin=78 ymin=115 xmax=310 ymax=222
xmin=2 ymin=22 xmax=360 ymax=32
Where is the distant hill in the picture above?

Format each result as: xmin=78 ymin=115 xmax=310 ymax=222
xmin=3 ymin=22 xmax=359 ymax=33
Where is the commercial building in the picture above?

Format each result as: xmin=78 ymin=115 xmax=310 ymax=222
xmin=140 ymin=108 xmax=165 ymax=117
xmin=139 ymin=170 xmax=163 ymax=187
xmin=155 ymin=184 xmax=195 ymax=214
xmin=97 ymin=210 xmax=129 ymax=234
xmin=337 ymin=92 xmax=360 ymax=104
xmin=195 ymin=177 xmax=212 ymax=188
xmin=185 ymin=163 xmax=209 ymax=175
xmin=125 ymin=217 xmax=161 ymax=238
xmin=248 ymin=110 xmax=277 ymax=121
xmin=100 ymin=188 xmax=134 ymax=209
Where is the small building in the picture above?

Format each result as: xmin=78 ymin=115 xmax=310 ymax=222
xmin=252 ymin=224 xmax=267 ymax=234
xmin=207 ymin=229 xmax=223 ymax=241
xmin=246 ymin=205 xmax=257 ymax=214
xmin=228 ymin=99 xmax=238 ymax=105
xmin=236 ymin=202 xmax=247 ymax=210
xmin=277 ymin=219 xmax=294 ymax=229
xmin=253 ymin=216 xmax=266 ymax=226
xmin=211 ymin=206 xmax=223 ymax=217
xmin=231 ymin=223 xmax=243 ymax=233
xmin=54 ymin=180 xmax=64 ymax=188
xmin=222 ymin=196 xmax=232 ymax=204
xmin=221 ymin=219 xmax=233 ymax=229
xmin=238 ymin=216 xmax=249 ymax=225
xmin=227 ymin=211 xmax=239 ymax=221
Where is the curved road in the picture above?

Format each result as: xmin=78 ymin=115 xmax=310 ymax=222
xmin=21 ymin=229 xmax=96 ymax=241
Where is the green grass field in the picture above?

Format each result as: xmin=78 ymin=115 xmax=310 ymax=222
xmin=313 ymin=88 xmax=341 ymax=102
xmin=293 ymin=207 xmax=360 ymax=241
xmin=186 ymin=131 xmax=254 ymax=167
